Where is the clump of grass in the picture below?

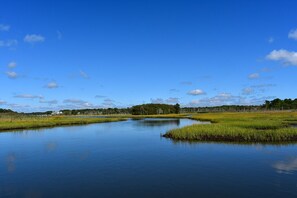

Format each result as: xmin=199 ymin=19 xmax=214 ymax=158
xmin=163 ymin=112 xmax=297 ymax=143
xmin=0 ymin=115 xmax=127 ymax=131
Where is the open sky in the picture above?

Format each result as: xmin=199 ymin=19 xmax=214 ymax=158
xmin=1 ymin=0 xmax=297 ymax=112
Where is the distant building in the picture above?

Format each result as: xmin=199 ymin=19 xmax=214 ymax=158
xmin=51 ymin=111 xmax=63 ymax=115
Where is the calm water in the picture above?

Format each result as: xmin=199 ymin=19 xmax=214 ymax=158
xmin=1 ymin=118 xmax=297 ymax=198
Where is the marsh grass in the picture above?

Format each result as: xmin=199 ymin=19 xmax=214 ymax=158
xmin=164 ymin=112 xmax=297 ymax=143
xmin=0 ymin=114 xmax=126 ymax=131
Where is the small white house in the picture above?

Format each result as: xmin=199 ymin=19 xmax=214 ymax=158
xmin=51 ymin=111 xmax=63 ymax=115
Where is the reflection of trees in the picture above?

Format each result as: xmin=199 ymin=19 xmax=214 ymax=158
xmin=273 ymin=158 xmax=297 ymax=174
xmin=137 ymin=119 xmax=180 ymax=127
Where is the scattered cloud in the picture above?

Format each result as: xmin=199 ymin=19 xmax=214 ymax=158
xmin=6 ymin=71 xmax=18 ymax=79
xmin=188 ymin=89 xmax=206 ymax=96
xmin=56 ymin=30 xmax=62 ymax=40
xmin=7 ymin=103 xmax=31 ymax=109
xmin=150 ymin=97 xmax=179 ymax=104
xmin=14 ymin=94 xmax=43 ymax=99
xmin=187 ymin=93 xmax=250 ymax=107
xmin=46 ymin=82 xmax=59 ymax=89
xmin=180 ymin=81 xmax=192 ymax=86
xmin=0 ymin=39 xmax=18 ymax=48
xmin=0 ymin=24 xmax=10 ymax=31
xmin=0 ymin=100 xmax=6 ymax=105
xmin=248 ymin=73 xmax=260 ymax=79
xmin=39 ymin=99 xmax=58 ymax=105
xmin=183 ymin=93 xmax=275 ymax=107
xmin=8 ymin=61 xmax=17 ymax=68
xmin=288 ymin=29 xmax=297 ymax=40
xmin=268 ymin=37 xmax=274 ymax=43
xmin=169 ymin=88 xmax=179 ymax=92
xmin=251 ymin=84 xmax=276 ymax=88
xmin=150 ymin=98 xmax=164 ymax=104
xmin=24 ymin=34 xmax=45 ymax=44
xmin=79 ymin=70 xmax=89 ymax=79
xmin=102 ymin=98 xmax=115 ymax=107
xmin=273 ymin=158 xmax=297 ymax=174
xmin=266 ymin=49 xmax=297 ymax=66
xmin=166 ymin=97 xmax=179 ymax=104
xmin=242 ymin=87 xmax=254 ymax=95
xmin=63 ymin=99 xmax=93 ymax=108
xmin=95 ymin=95 xmax=106 ymax=98
xmin=63 ymin=99 xmax=87 ymax=104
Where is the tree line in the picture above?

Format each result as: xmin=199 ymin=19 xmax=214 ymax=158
xmin=1 ymin=98 xmax=297 ymax=115
xmin=264 ymin=98 xmax=297 ymax=110
xmin=131 ymin=103 xmax=180 ymax=115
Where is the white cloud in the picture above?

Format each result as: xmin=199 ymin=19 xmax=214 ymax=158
xmin=79 ymin=70 xmax=89 ymax=79
xmin=288 ymin=29 xmax=297 ymax=40
xmin=63 ymin=99 xmax=94 ymax=108
xmin=266 ymin=49 xmax=297 ymax=66
xmin=39 ymin=99 xmax=58 ymax=105
xmin=24 ymin=34 xmax=45 ymax=43
xmin=166 ymin=97 xmax=179 ymax=104
xmin=46 ymin=82 xmax=59 ymax=89
xmin=150 ymin=97 xmax=179 ymax=104
xmin=188 ymin=93 xmax=247 ymax=107
xmin=8 ymin=61 xmax=17 ymax=68
xmin=0 ymin=100 xmax=6 ymax=105
xmin=0 ymin=24 xmax=10 ymax=31
xmin=6 ymin=71 xmax=18 ymax=79
xmin=248 ymin=73 xmax=260 ymax=79
xmin=14 ymin=94 xmax=43 ymax=99
xmin=0 ymin=39 xmax=18 ymax=48
xmin=188 ymin=89 xmax=206 ymax=95
xmin=242 ymin=87 xmax=254 ymax=95
xmin=187 ymin=94 xmax=276 ymax=107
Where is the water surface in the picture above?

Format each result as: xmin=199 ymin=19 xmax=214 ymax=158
xmin=1 ymin=118 xmax=297 ymax=198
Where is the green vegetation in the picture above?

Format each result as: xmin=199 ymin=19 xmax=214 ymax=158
xmin=0 ymin=114 xmax=126 ymax=131
xmin=131 ymin=103 xmax=180 ymax=115
xmin=0 ymin=108 xmax=16 ymax=114
xmin=163 ymin=112 xmax=297 ymax=143
xmin=182 ymin=98 xmax=297 ymax=113
xmin=264 ymin=98 xmax=297 ymax=110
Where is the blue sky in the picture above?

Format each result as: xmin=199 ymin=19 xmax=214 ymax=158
xmin=1 ymin=0 xmax=297 ymax=112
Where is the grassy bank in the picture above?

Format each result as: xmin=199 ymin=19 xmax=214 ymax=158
xmin=0 ymin=114 xmax=127 ymax=131
xmin=163 ymin=112 xmax=297 ymax=143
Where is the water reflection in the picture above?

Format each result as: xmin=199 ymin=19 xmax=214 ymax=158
xmin=45 ymin=142 xmax=58 ymax=152
xmin=70 ymin=150 xmax=91 ymax=161
xmin=1 ymin=118 xmax=297 ymax=198
xmin=136 ymin=118 xmax=180 ymax=127
xmin=6 ymin=152 xmax=16 ymax=173
xmin=273 ymin=158 xmax=297 ymax=174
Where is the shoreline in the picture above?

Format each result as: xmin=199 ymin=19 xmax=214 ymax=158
xmin=163 ymin=112 xmax=297 ymax=143
xmin=0 ymin=117 xmax=127 ymax=132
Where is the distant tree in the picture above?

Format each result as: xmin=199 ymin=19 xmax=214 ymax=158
xmin=174 ymin=103 xmax=180 ymax=114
